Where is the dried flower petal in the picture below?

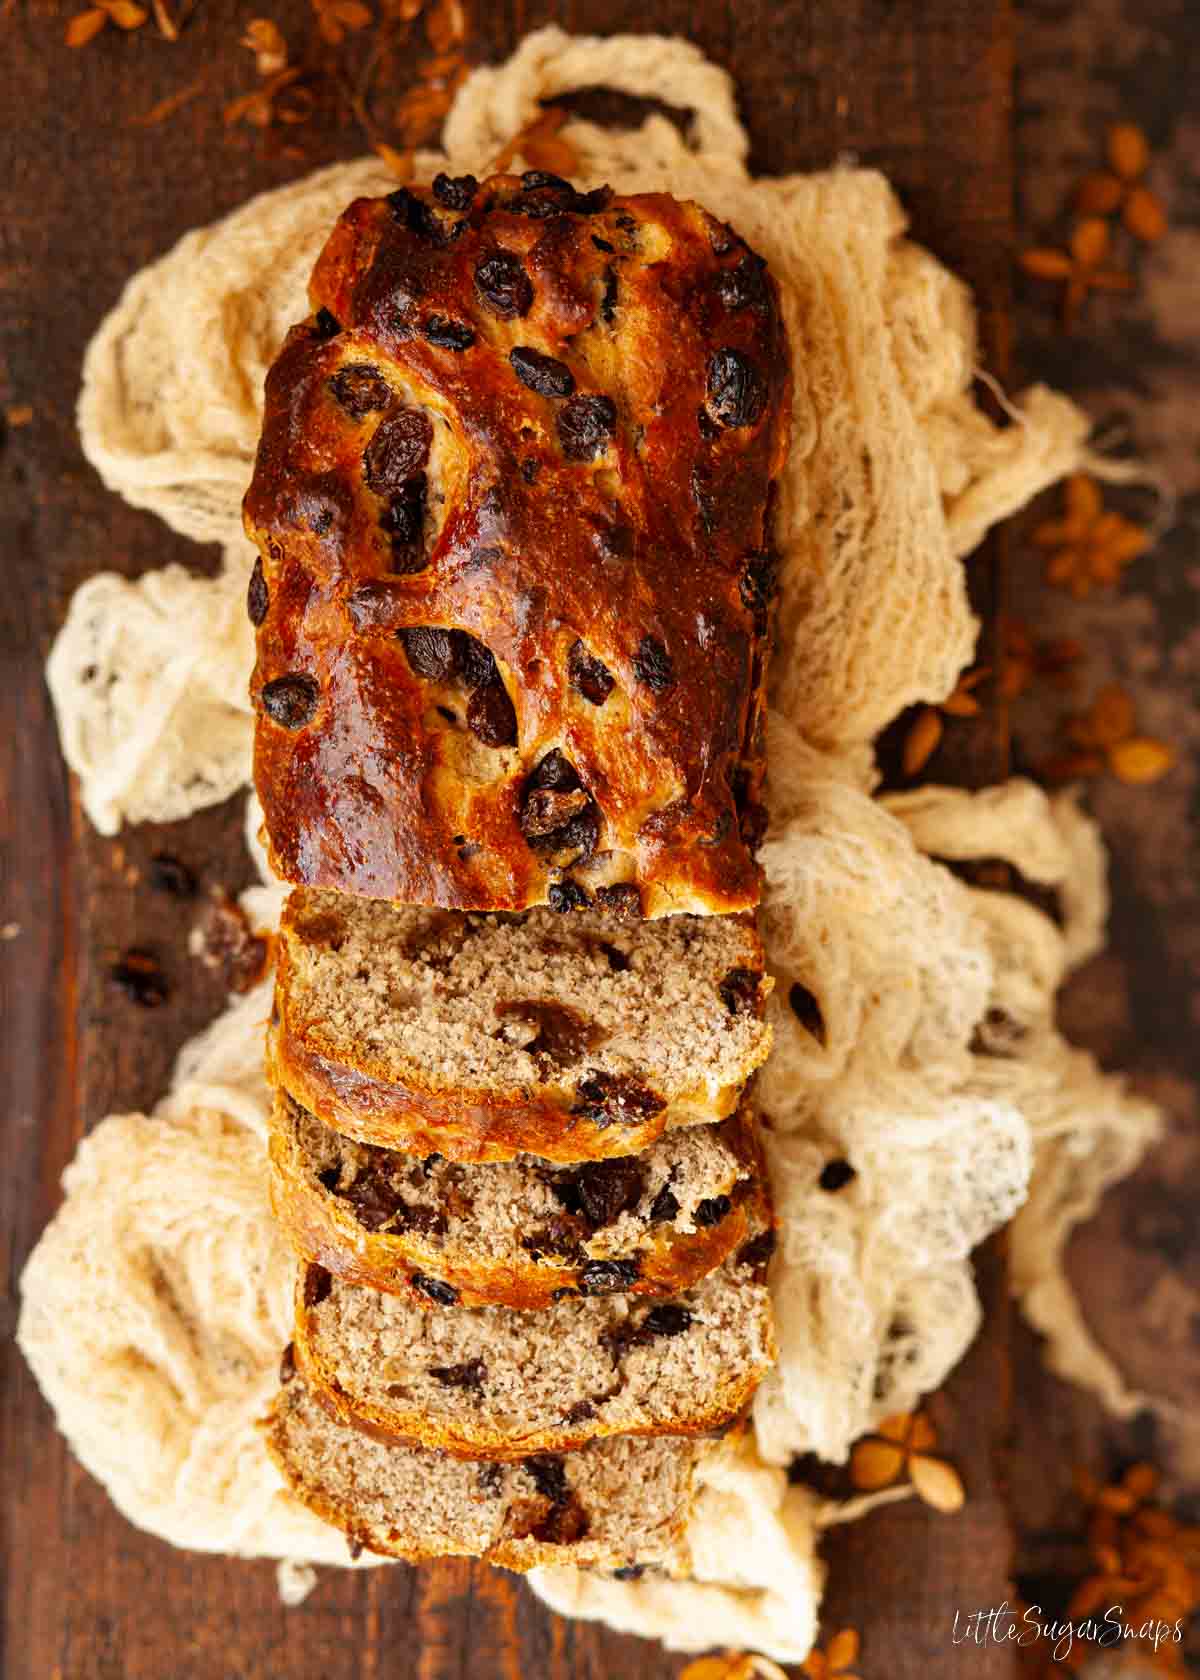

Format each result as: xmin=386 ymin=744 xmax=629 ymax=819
xmin=1124 ymin=185 xmax=1168 ymax=243
xmin=1109 ymin=737 xmax=1175 ymax=785
xmin=65 ymin=7 xmax=107 ymax=45
xmin=1020 ymin=247 xmax=1074 ymax=281
xmin=907 ymin=1413 xmax=938 ymax=1453
xmin=1108 ymin=122 xmax=1150 ymax=182
xmin=243 ymin=17 xmax=288 ymax=74
xmin=1071 ymin=217 xmax=1112 ymax=267
xmin=902 ymin=707 xmax=943 ymax=777
xmin=849 ymin=1437 xmax=906 ymax=1490
xmin=826 ymin=1629 xmax=861 ymax=1670
xmin=910 ymin=1453 xmax=965 ymax=1512
xmin=130 ymin=74 xmax=205 ymax=125
xmin=103 ymin=0 xmax=148 ymax=27
xmin=1075 ymin=171 xmax=1124 ymax=215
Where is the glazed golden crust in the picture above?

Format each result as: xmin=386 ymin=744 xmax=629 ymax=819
xmin=245 ymin=173 xmax=790 ymax=917
xmin=269 ymin=1092 xmax=772 ymax=1308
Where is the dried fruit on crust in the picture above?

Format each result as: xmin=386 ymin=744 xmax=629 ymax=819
xmin=245 ymin=174 xmax=790 ymax=917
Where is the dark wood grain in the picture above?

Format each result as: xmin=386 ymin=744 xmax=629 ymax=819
xmin=0 ymin=3 xmax=1019 ymax=1675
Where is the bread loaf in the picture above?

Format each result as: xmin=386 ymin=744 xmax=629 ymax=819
xmin=292 ymin=1233 xmax=776 ymax=1458
xmin=267 ymin=1373 xmax=700 ymax=1572
xmin=271 ymin=1091 xmax=771 ymax=1307
xmin=271 ymin=887 xmax=772 ymax=1162
xmin=244 ymin=173 xmax=789 ymax=918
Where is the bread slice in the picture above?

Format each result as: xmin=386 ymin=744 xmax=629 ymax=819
xmin=292 ymin=1231 xmax=776 ymax=1459
xmin=271 ymin=1091 xmax=771 ymax=1308
xmin=267 ymin=1375 xmax=699 ymax=1573
xmin=271 ymin=888 xmax=773 ymax=1163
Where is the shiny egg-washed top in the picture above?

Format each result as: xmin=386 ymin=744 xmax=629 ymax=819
xmin=245 ymin=172 xmax=790 ymax=917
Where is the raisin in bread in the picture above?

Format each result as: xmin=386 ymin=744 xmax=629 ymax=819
xmin=271 ymin=889 xmax=772 ymax=1163
xmin=244 ymin=173 xmax=790 ymax=919
xmin=268 ymin=1374 xmax=699 ymax=1573
xmin=292 ymin=1228 xmax=776 ymax=1459
xmin=271 ymin=1090 xmax=770 ymax=1308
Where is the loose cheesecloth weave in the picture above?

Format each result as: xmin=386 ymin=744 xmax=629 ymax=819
xmin=22 ymin=26 xmax=1160 ymax=1665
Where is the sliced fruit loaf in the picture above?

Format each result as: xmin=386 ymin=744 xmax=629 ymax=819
xmin=271 ymin=888 xmax=773 ymax=1163
xmin=267 ymin=1373 xmax=700 ymax=1573
xmin=270 ymin=1090 xmax=771 ymax=1308
xmin=292 ymin=1231 xmax=776 ymax=1459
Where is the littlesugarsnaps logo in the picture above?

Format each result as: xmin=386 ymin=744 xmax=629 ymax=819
xmin=951 ymin=1600 xmax=1184 ymax=1664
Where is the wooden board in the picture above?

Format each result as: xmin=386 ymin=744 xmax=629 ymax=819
xmin=0 ymin=3 xmax=1018 ymax=1676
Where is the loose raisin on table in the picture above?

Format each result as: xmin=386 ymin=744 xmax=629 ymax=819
xmin=578 ymin=1258 xmax=640 ymax=1295
xmin=557 ymin=393 xmax=616 ymax=460
xmin=411 ymin=1273 xmax=459 ymax=1306
xmin=363 ymin=408 xmax=432 ymax=495
xmin=432 ymin=171 xmax=477 ymax=210
xmin=109 ymin=949 xmax=168 ymax=1008
xmin=719 ymin=967 xmax=762 ymax=1016
xmin=246 ymin=556 xmax=269 ymax=626
xmin=509 ymin=346 xmax=575 ymax=398
xmin=149 ymin=853 xmax=195 ymax=898
xmin=694 ymin=1195 xmax=732 ymax=1227
xmin=330 ymin=364 xmax=393 ymax=418
xmin=428 ymin=1358 xmax=486 ymax=1391
xmin=261 ymin=674 xmax=320 ymax=729
xmin=632 ymin=635 xmax=674 ymax=693
xmin=706 ymin=348 xmax=767 ymax=429
xmin=422 ymin=315 xmax=476 ymax=351
xmin=466 ymin=678 xmax=518 ymax=747
xmin=567 ymin=639 xmax=614 ymax=705
xmin=475 ymin=250 xmax=534 ymax=318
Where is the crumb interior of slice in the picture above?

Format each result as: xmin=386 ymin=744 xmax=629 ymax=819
xmin=282 ymin=890 xmax=770 ymax=1100
xmin=271 ymin=1379 xmax=695 ymax=1564
xmin=288 ymin=1096 xmax=752 ymax=1263
xmin=302 ymin=1241 xmax=773 ymax=1443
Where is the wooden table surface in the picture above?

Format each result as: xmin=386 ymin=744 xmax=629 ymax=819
xmin=7 ymin=1 xmax=1192 ymax=1676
